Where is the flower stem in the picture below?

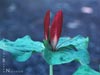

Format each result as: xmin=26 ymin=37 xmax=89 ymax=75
xmin=49 ymin=65 xmax=53 ymax=75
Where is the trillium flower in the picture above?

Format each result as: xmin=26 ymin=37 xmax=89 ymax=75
xmin=0 ymin=10 xmax=99 ymax=75
xmin=0 ymin=10 xmax=90 ymax=66
xmin=43 ymin=10 xmax=89 ymax=65
xmin=44 ymin=10 xmax=63 ymax=50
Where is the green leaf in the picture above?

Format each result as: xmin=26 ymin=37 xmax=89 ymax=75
xmin=43 ymin=45 xmax=76 ymax=65
xmin=0 ymin=35 xmax=44 ymax=62
xmin=13 ymin=52 xmax=32 ymax=62
xmin=57 ymin=35 xmax=89 ymax=50
xmin=73 ymin=65 xmax=100 ymax=75
xmin=57 ymin=37 xmax=71 ymax=48
xmin=43 ymin=35 xmax=89 ymax=65
xmin=43 ymin=46 xmax=89 ymax=65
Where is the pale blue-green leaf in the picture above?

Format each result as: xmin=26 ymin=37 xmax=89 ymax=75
xmin=73 ymin=65 xmax=100 ymax=75
xmin=57 ymin=37 xmax=71 ymax=48
xmin=43 ymin=36 xmax=89 ymax=65
xmin=43 ymin=45 xmax=89 ymax=65
xmin=13 ymin=52 xmax=32 ymax=62
xmin=43 ymin=46 xmax=76 ymax=65
xmin=0 ymin=35 xmax=44 ymax=62
xmin=57 ymin=35 xmax=89 ymax=50
xmin=75 ymin=50 xmax=89 ymax=65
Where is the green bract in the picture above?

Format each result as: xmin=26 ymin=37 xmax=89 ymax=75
xmin=0 ymin=35 xmax=44 ymax=62
xmin=43 ymin=35 xmax=89 ymax=65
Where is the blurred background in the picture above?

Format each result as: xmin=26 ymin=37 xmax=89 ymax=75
xmin=0 ymin=0 xmax=100 ymax=75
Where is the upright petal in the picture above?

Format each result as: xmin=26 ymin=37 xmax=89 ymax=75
xmin=44 ymin=10 xmax=50 ymax=40
xmin=50 ymin=10 xmax=63 ymax=49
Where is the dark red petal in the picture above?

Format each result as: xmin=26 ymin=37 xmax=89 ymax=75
xmin=50 ymin=10 xmax=63 ymax=49
xmin=44 ymin=10 xmax=50 ymax=40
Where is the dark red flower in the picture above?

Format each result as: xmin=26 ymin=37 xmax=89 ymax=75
xmin=44 ymin=10 xmax=50 ymax=40
xmin=44 ymin=10 xmax=63 ymax=50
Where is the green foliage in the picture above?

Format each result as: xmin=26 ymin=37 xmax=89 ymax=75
xmin=43 ymin=35 xmax=89 ymax=65
xmin=0 ymin=35 xmax=100 ymax=75
xmin=73 ymin=65 xmax=100 ymax=75
xmin=57 ymin=35 xmax=89 ymax=50
xmin=0 ymin=35 xmax=44 ymax=62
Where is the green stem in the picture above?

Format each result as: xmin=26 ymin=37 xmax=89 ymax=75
xmin=99 ymin=65 xmax=100 ymax=72
xmin=49 ymin=65 xmax=53 ymax=75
